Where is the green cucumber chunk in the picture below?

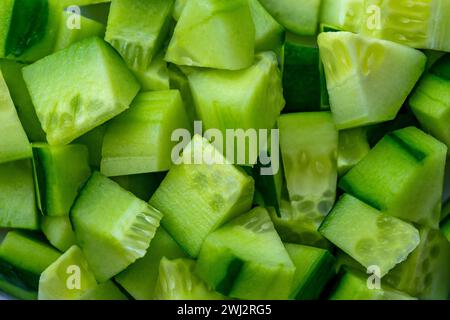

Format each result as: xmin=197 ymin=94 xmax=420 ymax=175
xmin=337 ymin=128 xmax=370 ymax=176
xmin=101 ymin=90 xmax=190 ymax=176
xmin=74 ymin=125 xmax=106 ymax=169
xmin=319 ymin=194 xmax=420 ymax=277
xmin=22 ymin=37 xmax=140 ymax=145
xmin=132 ymin=50 xmax=170 ymax=91
xmin=0 ymin=69 xmax=31 ymax=164
xmin=149 ymin=135 xmax=255 ymax=257
xmin=0 ymin=160 xmax=39 ymax=230
xmin=430 ymin=53 xmax=450 ymax=79
xmin=340 ymin=127 xmax=447 ymax=228
xmin=259 ymin=0 xmax=321 ymax=36
xmin=320 ymin=0 xmax=363 ymax=33
xmin=41 ymin=216 xmax=76 ymax=252
xmin=318 ymin=31 xmax=426 ymax=129
xmin=115 ymin=227 xmax=187 ymax=300
xmin=154 ymin=258 xmax=224 ymax=300
xmin=196 ymin=207 xmax=295 ymax=300
xmin=112 ymin=172 xmax=166 ymax=202
xmin=71 ymin=172 xmax=163 ymax=282
xmin=105 ymin=0 xmax=174 ymax=71
xmin=166 ymin=0 xmax=255 ymax=70
xmin=168 ymin=64 xmax=197 ymax=123
xmin=79 ymin=280 xmax=128 ymax=300
xmin=285 ymin=243 xmax=336 ymax=300
xmin=32 ymin=143 xmax=91 ymax=217
xmin=38 ymin=245 xmax=97 ymax=300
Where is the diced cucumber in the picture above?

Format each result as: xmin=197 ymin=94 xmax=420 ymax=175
xmin=32 ymin=143 xmax=91 ymax=216
xmin=112 ymin=172 xmax=166 ymax=202
xmin=38 ymin=245 xmax=97 ymax=300
xmin=74 ymin=125 xmax=106 ymax=169
xmin=71 ymin=172 xmax=163 ymax=282
xmin=196 ymin=207 xmax=295 ymax=300
xmin=105 ymin=0 xmax=174 ymax=71
xmin=154 ymin=258 xmax=224 ymax=300
xmin=166 ymin=0 xmax=255 ymax=70
xmin=442 ymin=216 xmax=450 ymax=242
xmin=319 ymin=194 xmax=420 ymax=277
xmin=320 ymin=0 xmax=363 ymax=32
xmin=79 ymin=281 xmax=128 ymax=300
xmin=115 ymin=227 xmax=187 ymax=300
xmin=41 ymin=216 xmax=76 ymax=252
xmin=22 ymin=37 xmax=140 ymax=146
xmin=385 ymin=227 xmax=450 ymax=300
xmin=340 ymin=127 xmax=447 ymax=228
xmin=188 ymin=52 xmax=284 ymax=165
xmin=318 ymin=31 xmax=426 ymax=129
xmin=0 ymin=160 xmax=39 ymax=230
xmin=328 ymin=268 xmax=416 ymax=300
xmin=259 ymin=0 xmax=322 ymax=36
xmin=278 ymin=112 xmax=338 ymax=233
xmin=360 ymin=0 xmax=450 ymax=52
xmin=168 ymin=64 xmax=197 ymax=123
xmin=132 ymin=50 xmax=170 ymax=91
xmin=149 ymin=135 xmax=255 ymax=257
xmin=282 ymin=35 xmax=321 ymax=112
xmin=0 ymin=69 xmax=31 ymax=164
xmin=101 ymin=90 xmax=190 ymax=177
xmin=285 ymin=243 xmax=336 ymax=300
xmin=0 ymin=231 xmax=60 ymax=299
xmin=337 ymin=128 xmax=370 ymax=176
xmin=0 ymin=59 xmax=45 ymax=142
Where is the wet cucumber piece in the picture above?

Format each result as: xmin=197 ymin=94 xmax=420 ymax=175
xmin=38 ymin=246 xmax=97 ymax=300
xmin=0 ymin=59 xmax=45 ymax=142
xmin=115 ymin=227 xmax=187 ymax=300
xmin=259 ymin=0 xmax=321 ymax=36
xmin=166 ymin=0 xmax=255 ymax=70
xmin=41 ymin=216 xmax=76 ymax=252
xmin=132 ymin=50 xmax=170 ymax=91
xmin=0 ymin=160 xmax=39 ymax=230
xmin=74 ymin=125 xmax=106 ymax=169
xmin=112 ymin=172 xmax=166 ymax=202
xmin=71 ymin=172 xmax=163 ymax=282
xmin=0 ymin=231 xmax=60 ymax=299
xmin=318 ymin=31 xmax=426 ymax=129
xmin=360 ymin=0 xmax=450 ymax=52
xmin=285 ymin=243 xmax=336 ymax=300
xmin=105 ymin=0 xmax=174 ymax=71
xmin=101 ymin=90 xmax=190 ymax=176
xmin=320 ymin=0 xmax=363 ymax=33
xmin=149 ymin=135 xmax=255 ymax=257
xmin=385 ymin=227 xmax=450 ymax=300
xmin=0 ymin=70 xmax=31 ymax=164
xmin=278 ymin=112 xmax=338 ymax=234
xmin=154 ymin=258 xmax=224 ymax=300
xmin=22 ymin=37 xmax=140 ymax=146
xmin=319 ymin=194 xmax=420 ymax=277
xmin=337 ymin=128 xmax=370 ymax=176
xmin=32 ymin=143 xmax=91 ymax=217
xmin=329 ymin=268 xmax=416 ymax=300
xmin=79 ymin=281 xmax=128 ymax=300
xmin=340 ymin=127 xmax=447 ymax=228
xmin=196 ymin=207 xmax=295 ymax=300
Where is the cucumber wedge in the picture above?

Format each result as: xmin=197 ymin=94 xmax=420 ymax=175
xmin=149 ymin=135 xmax=255 ymax=257
xmin=41 ymin=216 xmax=76 ymax=252
xmin=22 ymin=37 xmax=140 ymax=145
xmin=318 ymin=31 xmax=426 ymax=129
xmin=337 ymin=128 xmax=370 ymax=176
xmin=154 ymin=258 xmax=224 ymax=300
xmin=320 ymin=0 xmax=363 ymax=32
xmin=105 ymin=0 xmax=174 ymax=71
xmin=71 ymin=172 xmax=163 ymax=282
xmin=166 ymin=0 xmax=255 ymax=70
xmin=101 ymin=90 xmax=190 ymax=176
xmin=196 ymin=207 xmax=295 ymax=300
xmin=340 ymin=127 xmax=447 ymax=228
xmin=79 ymin=281 xmax=128 ymax=300
xmin=132 ymin=50 xmax=170 ymax=91
xmin=319 ymin=194 xmax=420 ymax=277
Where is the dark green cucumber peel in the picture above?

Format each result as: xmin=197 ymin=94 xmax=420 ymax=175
xmin=5 ymin=0 xmax=49 ymax=57
xmin=31 ymin=148 xmax=48 ymax=214
xmin=0 ymin=259 xmax=39 ymax=292
xmin=388 ymin=132 xmax=427 ymax=162
xmin=215 ymin=257 xmax=244 ymax=296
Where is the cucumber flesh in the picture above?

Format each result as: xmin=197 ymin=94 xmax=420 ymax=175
xmin=150 ymin=135 xmax=255 ymax=257
xmin=319 ymin=194 xmax=420 ymax=277
xmin=340 ymin=127 xmax=447 ymax=228
xmin=196 ymin=207 xmax=295 ymax=300
xmin=337 ymin=128 xmax=370 ymax=176
xmin=79 ymin=280 xmax=128 ymax=300
xmin=41 ymin=216 xmax=76 ymax=252
xmin=71 ymin=172 xmax=163 ymax=282
xmin=320 ymin=0 xmax=363 ymax=33
xmin=132 ymin=50 xmax=170 ymax=91
xmin=22 ymin=37 xmax=140 ymax=145
xmin=318 ymin=31 xmax=426 ymax=129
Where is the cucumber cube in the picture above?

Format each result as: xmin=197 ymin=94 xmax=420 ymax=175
xmin=337 ymin=127 xmax=370 ymax=176
xmin=22 ymin=37 xmax=140 ymax=146
xmin=319 ymin=194 xmax=420 ymax=277
xmin=71 ymin=172 xmax=163 ymax=282
xmin=41 ymin=216 xmax=77 ymax=252
xmin=132 ymin=50 xmax=170 ymax=91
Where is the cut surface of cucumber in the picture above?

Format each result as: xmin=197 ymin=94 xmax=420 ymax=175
xmin=71 ymin=172 xmax=163 ymax=282
xmin=79 ymin=280 xmax=128 ymax=300
xmin=318 ymin=31 xmax=426 ymax=129
xmin=22 ymin=37 xmax=140 ymax=145
xmin=132 ymin=50 xmax=170 ymax=91
xmin=337 ymin=127 xmax=370 ymax=176
xmin=320 ymin=0 xmax=363 ymax=33
xmin=319 ymin=194 xmax=420 ymax=277
xmin=41 ymin=216 xmax=76 ymax=252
